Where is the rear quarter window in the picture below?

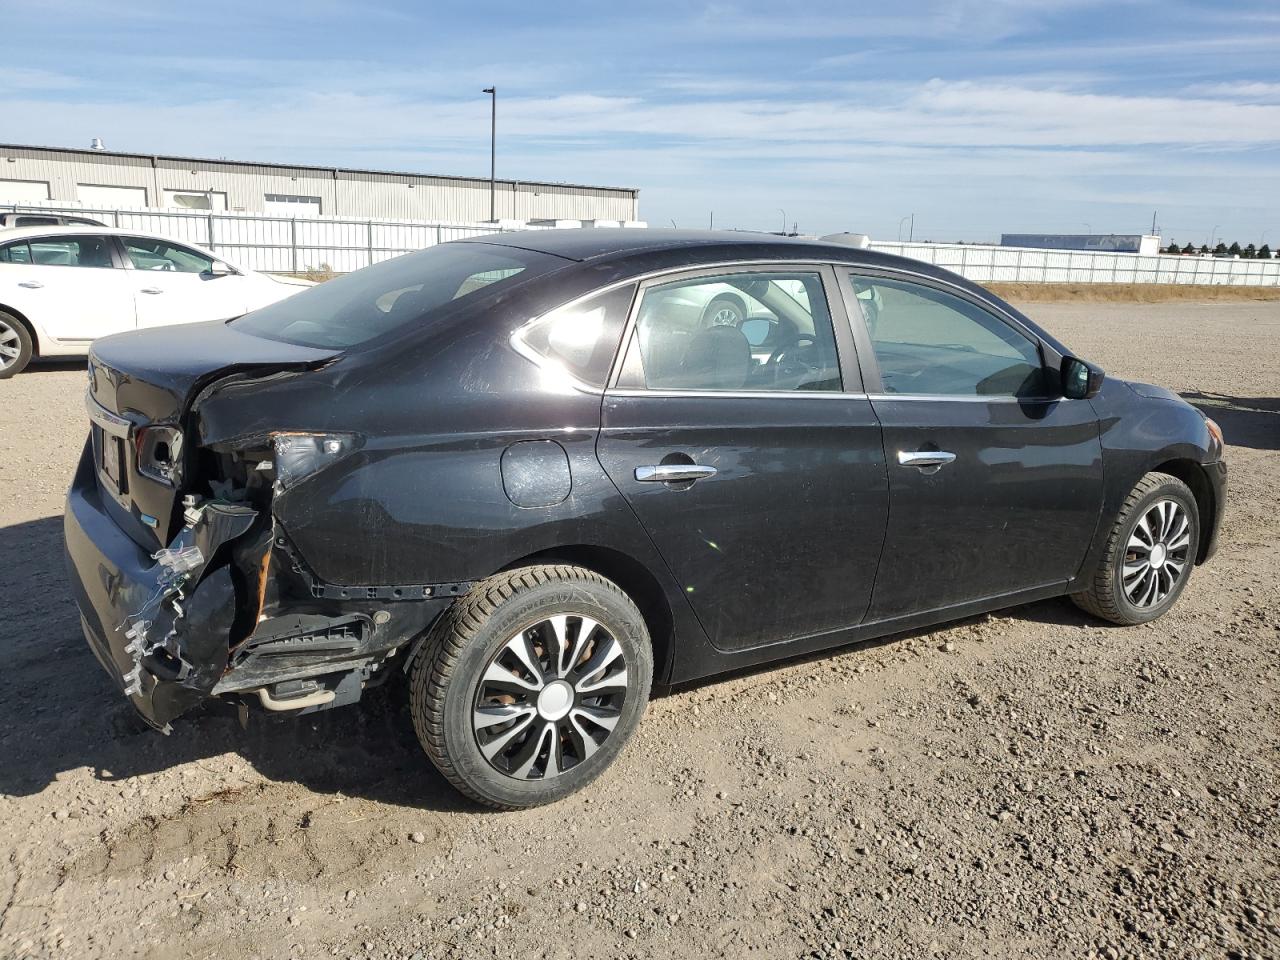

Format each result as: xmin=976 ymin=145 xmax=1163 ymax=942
xmin=514 ymin=284 xmax=636 ymax=388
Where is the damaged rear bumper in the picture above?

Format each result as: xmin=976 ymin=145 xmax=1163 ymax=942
xmin=65 ymin=442 xmax=255 ymax=728
xmin=65 ymin=440 xmax=455 ymax=730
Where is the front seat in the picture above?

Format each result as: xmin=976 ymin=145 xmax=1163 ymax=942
xmin=680 ymin=325 xmax=751 ymax=390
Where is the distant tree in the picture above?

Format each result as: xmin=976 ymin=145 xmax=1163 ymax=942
xmin=1228 ymin=241 xmax=1242 ymax=257
xmin=1200 ymin=244 xmax=1210 ymax=254
xmin=1260 ymin=244 xmax=1273 ymax=259
xmin=1182 ymin=242 xmax=1195 ymax=254
xmin=1214 ymin=242 xmax=1228 ymax=256
xmin=1244 ymin=243 xmax=1257 ymax=258
xmin=1164 ymin=241 xmax=1181 ymax=254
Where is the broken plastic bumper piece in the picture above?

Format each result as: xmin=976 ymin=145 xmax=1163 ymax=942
xmin=64 ymin=446 xmax=257 ymax=729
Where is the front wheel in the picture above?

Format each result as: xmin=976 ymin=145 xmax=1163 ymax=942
xmin=410 ymin=564 xmax=653 ymax=809
xmin=1072 ymin=472 xmax=1200 ymax=625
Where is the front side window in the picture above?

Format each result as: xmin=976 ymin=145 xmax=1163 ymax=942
xmin=616 ymin=271 xmax=841 ymax=392
xmin=13 ymin=235 xmax=116 ymax=268
xmin=849 ymin=274 xmax=1049 ymax=397
xmin=517 ymin=284 xmax=635 ymax=387
xmin=122 ymin=237 xmax=215 ymax=274
xmin=233 ymin=242 xmax=561 ymax=349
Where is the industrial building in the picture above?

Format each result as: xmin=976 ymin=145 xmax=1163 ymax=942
xmin=0 ymin=142 xmax=640 ymax=223
xmin=1001 ymin=233 xmax=1161 ymax=255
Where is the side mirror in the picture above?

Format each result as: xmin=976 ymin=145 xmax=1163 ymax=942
xmin=1061 ymin=356 xmax=1104 ymax=399
xmin=203 ymin=261 xmax=235 ymax=279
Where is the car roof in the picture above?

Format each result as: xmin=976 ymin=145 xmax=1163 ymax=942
xmin=460 ymin=228 xmax=847 ymax=262
xmin=0 ymin=225 xmax=149 ymax=241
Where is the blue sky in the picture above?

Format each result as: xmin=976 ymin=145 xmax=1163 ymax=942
xmin=3 ymin=0 xmax=1279 ymax=243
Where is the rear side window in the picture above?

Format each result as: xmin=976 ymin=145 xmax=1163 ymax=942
xmin=616 ymin=271 xmax=842 ymax=392
xmin=7 ymin=235 xmax=117 ymax=268
xmin=515 ymin=284 xmax=635 ymax=387
xmin=232 ymin=242 xmax=562 ymax=349
xmin=0 ymin=242 xmax=32 ymax=263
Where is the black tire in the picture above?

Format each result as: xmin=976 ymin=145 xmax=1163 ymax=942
xmin=701 ymin=295 xmax=746 ymax=328
xmin=0 ymin=311 xmax=33 ymax=379
xmin=1071 ymin=472 xmax=1200 ymax=625
xmin=409 ymin=564 xmax=653 ymax=809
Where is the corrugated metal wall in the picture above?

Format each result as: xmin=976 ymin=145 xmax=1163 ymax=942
xmin=0 ymin=145 xmax=639 ymax=222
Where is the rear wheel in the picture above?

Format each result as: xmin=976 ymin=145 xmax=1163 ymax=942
xmin=0 ymin=312 xmax=33 ymax=379
xmin=410 ymin=564 xmax=652 ymax=809
xmin=1072 ymin=472 xmax=1199 ymax=625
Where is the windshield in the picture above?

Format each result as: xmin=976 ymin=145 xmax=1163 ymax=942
xmin=232 ymin=242 xmax=563 ymax=349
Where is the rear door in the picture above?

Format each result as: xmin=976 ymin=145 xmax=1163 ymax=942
xmin=119 ymin=235 xmax=250 ymax=328
xmin=596 ymin=265 xmax=888 ymax=652
xmin=840 ymin=270 xmax=1103 ymax=620
xmin=0 ymin=233 xmax=136 ymax=342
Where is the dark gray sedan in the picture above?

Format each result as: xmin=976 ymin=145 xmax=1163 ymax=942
xmin=66 ymin=230 xmax=1225 ymax=808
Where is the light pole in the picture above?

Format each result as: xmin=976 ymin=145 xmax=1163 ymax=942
xmin=898 ymin=215 xmax=911 ymax=241
xmin=482 ymin=86 xmax=496 ymax=222
xmin=1209 ymin=224 xmax=1220 ymax=248
xmin=778 ymin=208 xmax=787 ymax=234
xmin=1081 ymin=222 xmax=1092 ymax=234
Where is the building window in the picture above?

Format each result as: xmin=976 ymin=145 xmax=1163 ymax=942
xmin=162 ymin=189 xmax=227 ymax=211
xmin=264 ymin=193 xmax=322 ymax=217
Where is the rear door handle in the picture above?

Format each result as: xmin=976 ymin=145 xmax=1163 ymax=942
xmin=897 ymin=450 xmax=957 ymax=469
xmin=139 ymin=287 xmax=164 ymax=295
xmin=634 ymin=464 xmax=718 ymax=483
xmin=17 ymin=281 xmax=42 ymax=289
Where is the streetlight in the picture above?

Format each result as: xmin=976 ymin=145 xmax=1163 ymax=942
xmin=1081 ymin=222 xmax=1092 ymax=234
xmin=482 ymin=86 xmax=496 ymax=222
xmin=898 ymin=215 xmax=914 ymax=241
xmin=778 ymin=208 xmax=787 ymax=234
xmin=1209 ymin=224 xmax=1220 ymax=248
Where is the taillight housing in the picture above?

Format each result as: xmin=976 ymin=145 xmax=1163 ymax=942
xmin=135 ymin=425 xmax=184 ymax=485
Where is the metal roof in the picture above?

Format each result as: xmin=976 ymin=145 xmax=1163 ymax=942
xmin=0 ymin=142 xmax=640 ymax=196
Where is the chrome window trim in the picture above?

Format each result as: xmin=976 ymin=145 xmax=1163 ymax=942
xmin=864 ymin=392 xmax=1061 ymax=404
xmin=606 ymin=388 xmax=868 ymax=400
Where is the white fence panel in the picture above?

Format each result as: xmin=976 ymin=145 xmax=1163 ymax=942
xmin=866 ymin=239 xmax=1280 ymax=287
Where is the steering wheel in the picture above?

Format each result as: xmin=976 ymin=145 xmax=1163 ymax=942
xmin=766 ymin=333 xmax=821 ymax=382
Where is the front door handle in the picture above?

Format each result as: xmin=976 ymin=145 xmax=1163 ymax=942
xmin=139 ymin=287 xmax=164 ymax=295
xmin=17 ymin=280 xmax=43 ymax=289
xmin=897 ymin=450 xmax=957 ymax=469
xmin=634 ymin=464 xmax=718 ymax=483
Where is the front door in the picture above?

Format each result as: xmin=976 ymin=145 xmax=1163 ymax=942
xmin=597 ymin=266 xmax=888 ymax=652
xmin=842 ymin=271 xmax=1104 ymax=620
xmin=119 ymin=236 xmax=249 ymax=328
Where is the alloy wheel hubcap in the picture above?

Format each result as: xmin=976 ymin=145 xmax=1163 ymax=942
xmin=1123 ymin=499 xmax=1191 ymax=608
xmin=710 ymin=307 xmax=739 ymax=326
xmin=0 ymin=320 xmax=20 ymax=370
xmin=473 ymin=614 xmax=628 ymax=780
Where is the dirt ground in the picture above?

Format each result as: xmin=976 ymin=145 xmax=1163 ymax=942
xmin=0 ymin=300 xmax=1276 ymax=960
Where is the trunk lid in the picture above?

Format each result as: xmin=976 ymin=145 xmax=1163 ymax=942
xmin=87 ymin=320 xmax=339 ymax=548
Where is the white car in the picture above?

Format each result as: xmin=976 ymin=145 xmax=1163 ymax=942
xmin=0 ymin=227 xmax=312 ymax=377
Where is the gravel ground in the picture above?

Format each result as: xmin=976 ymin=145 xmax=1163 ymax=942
xmin=0 ymin=300 xmax=1276 ymax=960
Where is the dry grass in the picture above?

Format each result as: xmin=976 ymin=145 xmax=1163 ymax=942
xmin=985 ymin=282 xmax=1280 ymax=303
